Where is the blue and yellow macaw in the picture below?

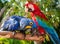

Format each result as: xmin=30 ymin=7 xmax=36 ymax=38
xmin=1 ymin=15 xmax=37 ymax=36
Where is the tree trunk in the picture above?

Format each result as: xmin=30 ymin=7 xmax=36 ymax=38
xmin=0 ymin=6 xmax=7 ymax=22
xmin=0 ymin=7 xmax=13 ymax=28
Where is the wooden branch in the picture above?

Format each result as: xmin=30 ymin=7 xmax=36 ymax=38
xmin=0 ymin=31 xmax=45 ymax=41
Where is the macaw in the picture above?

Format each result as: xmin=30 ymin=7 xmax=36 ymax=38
xmin=25 ymin=1 xmax=46 ymax=35
xmin=25 ymin=2 xmax=60 ymax=44
xmin=1 ymin=15 xmax=37 ymax=36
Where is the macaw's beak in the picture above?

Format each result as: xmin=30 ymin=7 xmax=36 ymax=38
xmin=25 ymin=26 xmax=32 ymax=29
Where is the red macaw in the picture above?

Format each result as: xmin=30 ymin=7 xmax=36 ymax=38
xmin=25 ymin=2 xmax=60 ymax=44
xmin=25 ymin=2 xmax=48 ymax=21
xmin=25 ymin=1 xmax=46 ymax=35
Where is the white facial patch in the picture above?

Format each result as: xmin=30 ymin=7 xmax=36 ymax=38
xmin=28 ymin=4 xmax=34 ymax=11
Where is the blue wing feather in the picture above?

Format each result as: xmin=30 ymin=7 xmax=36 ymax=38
xmin=36 ymin=17 xmax=60 ymax=44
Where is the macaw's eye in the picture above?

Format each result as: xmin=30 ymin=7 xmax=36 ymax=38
xmin=30 ymin=22 xmax=33 ymax=25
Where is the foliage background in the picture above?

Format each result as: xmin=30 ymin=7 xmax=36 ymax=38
xmin=0 ymin=0 xmax=60 ymax=44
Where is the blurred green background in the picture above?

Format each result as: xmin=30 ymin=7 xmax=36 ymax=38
xmin=0 ymin=0 xmax=60 ymax=44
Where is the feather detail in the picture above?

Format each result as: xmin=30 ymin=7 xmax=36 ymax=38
xmin=30 ymin=12 xmax=46 ymax=35
xmin=36 ymin=16 xmax=60 ymax=44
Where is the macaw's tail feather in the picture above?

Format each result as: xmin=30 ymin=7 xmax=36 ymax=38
xmin=36 ymin=17 xmax=60 ymax=44
xmin=49 ymin=33 xmax=60 ymax=44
